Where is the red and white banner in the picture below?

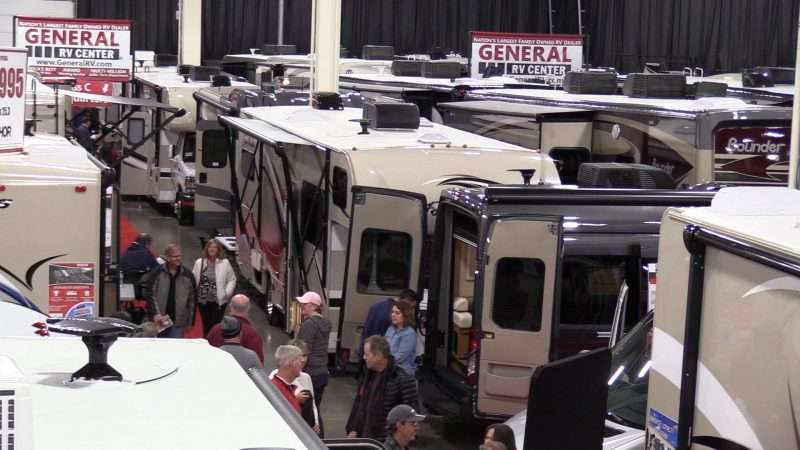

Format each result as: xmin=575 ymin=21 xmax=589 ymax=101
xmin=14 ymin=16 xmax=132 ymax=82
xmin=72 ymin=78 xmax=112 ymax=107
xmin=0 ymin=47 xmax=28 ymax=153
xmin=470 ymin=31 xmax=583 ymax=82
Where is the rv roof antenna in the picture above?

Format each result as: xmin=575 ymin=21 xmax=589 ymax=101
xmin=349 ymin=118 xmax=370 ymax=135
xmin=508 ymin=169 xmax=536 ymax=185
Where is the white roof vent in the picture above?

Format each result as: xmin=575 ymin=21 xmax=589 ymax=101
xmin=418 ymin=133 xmax=452 ymax=145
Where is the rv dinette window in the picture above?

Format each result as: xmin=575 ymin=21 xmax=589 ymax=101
xmin=240 ymin=147 xmax=256 ymax=181
xmin=202 ymin=130 xmax=227 ymax=168
xmin=492 ymin=257 xmax=545 ymax=332
xmin=357 ymin=229 xmax=412 ymax=295
xmin=127 ymin=118 xmax=145 ymax=145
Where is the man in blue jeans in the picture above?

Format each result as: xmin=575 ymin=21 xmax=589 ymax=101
xmin=359 ymin=289 xmax=418 ymax=360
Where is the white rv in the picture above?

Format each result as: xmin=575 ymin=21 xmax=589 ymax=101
xmin=450 ymin=86 xmax=792 ymax=186
xmin=122 ymin=66 xmax=255 ymax=224
xmin=219 ymin=104 xmax=560 ymax=360
xmin=647 ymin=187 xmax=800 ymax=450
xmin=0 ymin=134 xmax=106 ymax=317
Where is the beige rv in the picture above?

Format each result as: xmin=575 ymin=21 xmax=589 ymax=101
xmin=220 ymin=104 xmax=561 ymax=360
xmin=648 ymin=186 xmax=800 ymax=449
xmin=0 ymin=134 xmax=106 ymax=317
xmin=122 ymin=66 xmax=254 ymax=224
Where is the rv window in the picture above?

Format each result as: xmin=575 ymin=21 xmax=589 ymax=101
xmin=560 ymin=256 xmax=633 ymax=327
xmin=127 ymin=118 xmax=145 ymax=145
xmin=106 ymin=103 xmax=120 ymax=124
xmin=301 ymin=182 xmax=324 ymax=245
xmin=492 ymin=257 xmax=545 ymax=331
xmin=357 ymin=229 xmax=412 ymax=295
xmin=332 ymin=167 xmax=348 ymax=210
xmin=452 ymin=111 xmax=541 ymax=149
xmin=182 ymin=133 xmax=196 ymax=162
xmin=202 ymin=130 xmax=228 ymax=168
xmin=240 ymin=147 xmax=256 ymax=181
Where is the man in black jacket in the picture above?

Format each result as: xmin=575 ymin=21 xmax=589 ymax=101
xmin=346 ymin=335 xmax=418 ymax=441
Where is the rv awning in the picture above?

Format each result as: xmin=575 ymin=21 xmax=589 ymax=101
xmin=61 ymin=90 xmax=182 ymax=112
xmin=438 ymin=100 xmax=592 ymax=118
xmin=219 ymin=116 xmax=314 ymax=146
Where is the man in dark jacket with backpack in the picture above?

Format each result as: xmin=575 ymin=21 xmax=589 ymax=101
xmin=119 ymin=233 xmax=159 ymax=285
xmin=346 ymin=335 xmax=418 ymax=441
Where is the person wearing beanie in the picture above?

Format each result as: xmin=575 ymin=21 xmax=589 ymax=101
xmin=219 ymin=315 xmax=261 ymax=371
xmin=383 ymin=404 xmax=425 ymax=450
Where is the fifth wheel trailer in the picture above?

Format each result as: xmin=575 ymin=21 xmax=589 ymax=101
xmin=647 ymin=187 xmax=800 ymax=450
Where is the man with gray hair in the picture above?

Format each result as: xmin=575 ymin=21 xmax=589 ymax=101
xmin=272 ymin=344 xmax=304 ymax=414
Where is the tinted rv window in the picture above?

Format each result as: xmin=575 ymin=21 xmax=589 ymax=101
xmin=560 ymin=256 xmax=627 ymax=326
xmin=202 ymin=130 xmax=228 ymax=168
xmin=301 ymin=182 xmax=324 ymax=245
xmin=447 ymin=110 xmax=541 ymax=149
xmin=492 ymin=258 xmax=545 ymax=331
xmin=127 ymin=118 xmax=145 ymax=145
xmin=332 ymin=167 xmax=348 ymax=210
xmin=357 ymin=229 xmax=412 ymax=294
xmin=240 ymin=147 xmax=256 ymax=181
xmin=182 ymin=133 xmax=196 ymax=162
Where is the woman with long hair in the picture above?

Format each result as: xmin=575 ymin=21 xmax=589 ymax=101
xmin=192 ymin=238 xmax=236 ymax=335
xmin=295 ymin=291 xmax=332 ymax=437
xmin=484 ymin=423 xmax=517 ymax=450
xmin=384 ymin=301 xmax=417 ymax=376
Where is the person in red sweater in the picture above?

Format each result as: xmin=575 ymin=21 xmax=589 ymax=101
xmin=271 ymin=344 xmax=305 ymax=414
xmin=206 ymin=294 xmax=264 ymax=363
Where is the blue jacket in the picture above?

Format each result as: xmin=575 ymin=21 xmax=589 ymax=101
xmin=385 ymin=326 xmax=416 ymax=376
xmin=359 ymin=298 xmax=394 ymax=357
xmin=119 ymin=242 xmax=159 ymax=283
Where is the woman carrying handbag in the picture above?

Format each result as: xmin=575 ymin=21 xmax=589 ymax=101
xmin=193 ymin=238 xmax=236 ymax=335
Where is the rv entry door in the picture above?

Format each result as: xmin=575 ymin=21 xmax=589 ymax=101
xmin=477 ymin=217 xmax=562 ymax=417
xmin=340 ymin=186 xmax=426 ymax=363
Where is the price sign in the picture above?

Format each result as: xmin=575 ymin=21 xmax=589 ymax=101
xmin=0 ymin=47 xmax=27 ymax=153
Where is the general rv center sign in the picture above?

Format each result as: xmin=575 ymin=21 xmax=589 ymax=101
xmin=14 ymin=17 xmax=131 ymax=82
xmin=470 ymin=31 xmax=583 ymax=83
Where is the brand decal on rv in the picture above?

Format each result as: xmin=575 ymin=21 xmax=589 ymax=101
xmin=714 ymin=126 xmax=790 ymax=183
xmin=725 ymin=137 xmax=786 ymax=154
xmin=0 ymin=254 xmax=66 ymax=291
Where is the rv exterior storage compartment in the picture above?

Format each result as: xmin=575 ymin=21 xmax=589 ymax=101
xmin=392 ymin=60 xmax=423 ymax=76
xmin=623 ymin=73 xmax=686 ymax=98
xmin=362 ymin=45 xmax=394 ymax=60
xmin=422 ymin=60 xmax=462 ymax=79
xmin=262 ymin=44 xmax=296 ymax=55
xmin=563 ymin=71 xmax=618 ymax=95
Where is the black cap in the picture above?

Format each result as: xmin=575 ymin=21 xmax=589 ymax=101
xmin=221 ymin=316 xmax=241 ymax=338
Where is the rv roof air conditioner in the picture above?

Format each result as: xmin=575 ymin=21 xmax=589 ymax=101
xmin=563 ymin=71 xmax=618 ymax=95
xmin=422 ymin=60 xmax=462 ymax=79
xmin=45 ymin=317 xmax=140 ymax=382
xmin=262 ymin=44 xmax=297 ymax=55
xmin=392 ymin=60 xmax=423 ymax=77
xmin=363 ymin=101 xmax=420 ymax=130
xmin=753 ymin=66 xmax=794 ymax=85
xmin=623 ymin=73 xmax=686 ymax=98
xmin=362 ymin=45 xmax=394 ymax=60
xmin=577 ymin=163 xmax=676 ymax=189
xmin=691 ymin=81 xmax=728 ymax=98
xmin=313 ymin=92 xmax=344 ymax=110
xmin=211 ymin=75 xmax=231 ymax=87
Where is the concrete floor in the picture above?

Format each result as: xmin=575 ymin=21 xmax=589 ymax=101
xmin=122 ymin=199 xmax=486 ymax=450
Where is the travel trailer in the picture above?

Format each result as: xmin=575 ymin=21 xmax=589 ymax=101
xmin=219 ymin=104 xmax=561 ymax=357
xmin=0 ymin=134 xmax=107 ymax=317
xmin=452 ymin=82 xmax=792 ymax=186
xmin=192 ymin=86 xmax=366 ymax=233
xmin=646 ymin=187 xmax=800 ymax=450
xmin=0 ymin=316 xmax=381 ymax=450
xmin=122 ymin=65 xmax=255 ymax=224
xmin=419 ymin=186 xmax=714 ymax=420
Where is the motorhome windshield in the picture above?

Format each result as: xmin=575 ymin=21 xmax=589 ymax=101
xmin=605 ymin=311 xmax=653 ymax=430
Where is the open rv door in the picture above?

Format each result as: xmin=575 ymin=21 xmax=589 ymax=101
xmin=476 ymin=216 xmax=562 ymax=418
xmin=340 ymin=186 xmax=427 ymax=362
